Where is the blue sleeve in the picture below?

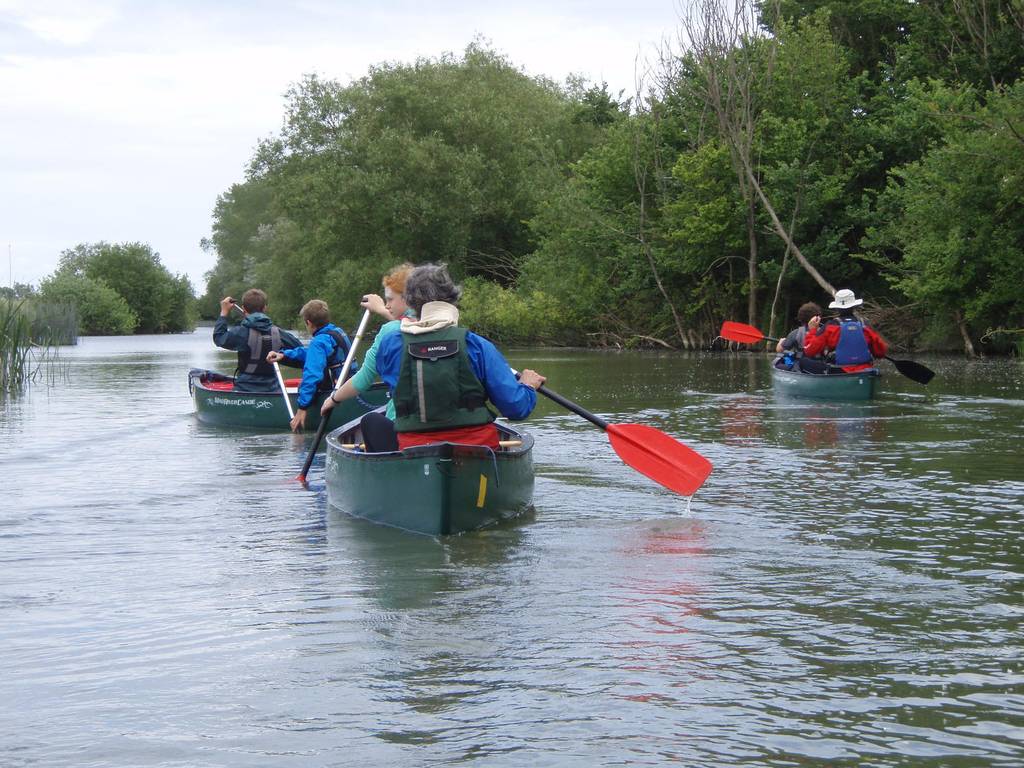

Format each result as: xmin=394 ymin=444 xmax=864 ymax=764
xmin=279 ymin=329 xmax=303 ymax=350
xmin=375 ymin=332 xmax=403 ymax=392
xmin=296 ymin=336 xmax=328 ymax=409
xmin=213 ymin=317 xmax=245 ymax=351
xmin=466 ymin=332 xmax=536 ymax=420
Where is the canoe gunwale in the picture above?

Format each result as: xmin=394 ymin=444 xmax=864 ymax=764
xmin=189 ymin=370 xmax=388 ymax=400
xmin=324 ymin=407 xmax=535 ymax=536
xmin=325 ymin=405 xmax=534 ymax=460
xmin=190 ymin=369 xmax=389 ymax=428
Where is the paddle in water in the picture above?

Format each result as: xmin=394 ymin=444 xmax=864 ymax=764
xmin=272 ymin=361 xmax=296 ymax=421
xmin=296 ymin=309 xmax=372 ymax=483
xmin=514 ymin=369 xmax=712 ymax=496
xmin=718 ymin=320 xmax=935 ymax=385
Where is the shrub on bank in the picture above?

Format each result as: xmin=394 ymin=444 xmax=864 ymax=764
xmin=39 ymin=274 xmax=137 ymax=335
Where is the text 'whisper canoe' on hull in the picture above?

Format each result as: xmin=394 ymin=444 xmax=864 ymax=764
xmin=189 ymin=369 xmax=389 ymax=430
xmin=325 ymin=409 xmax=535 ymax=536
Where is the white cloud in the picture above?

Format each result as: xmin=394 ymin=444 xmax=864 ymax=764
xmin=1 ymin=0 xmax=121 ymax=45
xmin=0 ymin=1 xmax=682 ymax=291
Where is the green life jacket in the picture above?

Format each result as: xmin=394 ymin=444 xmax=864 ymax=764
xmin=393 ymin=326 xmax=494 ymax=433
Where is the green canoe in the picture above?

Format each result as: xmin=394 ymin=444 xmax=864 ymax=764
xmin=189 ymin=369 xmax=389 ymax=429
xmin=771 ymin=359 xmax=880 ymax=401
xmin=324 ymin=410 xmax=535 ymax=536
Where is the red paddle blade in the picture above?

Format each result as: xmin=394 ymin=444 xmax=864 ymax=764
xmin=607 ymin=423 xmax=713 ymax=496
xmin=720 ymin=320 xmax=766 ymax=344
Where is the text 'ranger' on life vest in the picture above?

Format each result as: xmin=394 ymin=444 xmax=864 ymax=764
xmin=393 ymin=327 xmax=494 ymax=431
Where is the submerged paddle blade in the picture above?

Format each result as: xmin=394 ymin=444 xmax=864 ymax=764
xmin=886 ymin=356 xmax=935 ymax=385
xmin=720 ymin=321 xmax=767 ymax=345
xmin=607 ymin=423 xmax=713 ymax=496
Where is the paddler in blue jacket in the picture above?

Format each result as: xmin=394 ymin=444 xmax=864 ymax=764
xmin=321 ymin=263 xmax=544 ymax=452
xmin=267 ymin=299 xmax=355 ymax=432
xmin=213 ymin=289 xmax=302 ymax=392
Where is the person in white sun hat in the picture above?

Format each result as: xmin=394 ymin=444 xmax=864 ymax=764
xmin=800 ymin=289 xmax=889 ymax=374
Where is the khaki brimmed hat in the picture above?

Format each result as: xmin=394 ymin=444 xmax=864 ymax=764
xmin=829 ymin=288 xmax=863 ymax=309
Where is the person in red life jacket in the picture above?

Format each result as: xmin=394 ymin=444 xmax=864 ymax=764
xmin=266 ymin=299 xmax=354 ymax=432
xmin=213 ymin=288 xmax=302 ymax=392
xmin=801 ymin=289 xmax=888 ymax=374
xmin=326 ymin=263 xmax=545 ymax=452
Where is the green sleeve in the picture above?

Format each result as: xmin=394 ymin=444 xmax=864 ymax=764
xmin=350 ymin=319 xmax=400 ymax=391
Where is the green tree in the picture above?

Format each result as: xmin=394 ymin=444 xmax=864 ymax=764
xmin=55 ymin=242 xmax=196 ymax=333
xmin=207 ymin=42 xmax=612 ymax=331
xmin=38 ymin=273 xmax=137 ymax=335
xmin=866 ymin=81 xmax=1024 ymax=353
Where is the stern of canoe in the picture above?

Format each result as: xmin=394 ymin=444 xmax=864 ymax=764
xmin=325 ymin=414 xmax=535 ymax=536
xmin=771 ymin=363 xmax=880 ymax=401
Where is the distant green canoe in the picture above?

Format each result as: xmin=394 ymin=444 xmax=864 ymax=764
xmin=324 ymin=410 xmax=535 ymax=536
xmin=771 ymin=360 xmax=880 ymax=401
xmin=189 ymin=369 xmax=389 ymax=429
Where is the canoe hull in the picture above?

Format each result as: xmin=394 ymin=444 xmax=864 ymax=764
xmin=771 ymin=363 xmax=880 ymax=401
xmin=325 ymin=414 xmax=535 ymax=536
xmin=189 ymin=370 xmax=389 ymax=429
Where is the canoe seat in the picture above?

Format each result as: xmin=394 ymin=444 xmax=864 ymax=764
xmin=204 ymin=379 xmax=235 ymax=391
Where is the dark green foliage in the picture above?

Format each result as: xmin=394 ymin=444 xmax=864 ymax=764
xmin=204 ymin=43 xmax=611 ymax=332
xmin=200 ymin=24 xmax=1023 ymax=352
xmin=39 ymin=273 xmax=137 ymax=335
xmin=52 ymin=242 xmax=197 ymax=334
xmin=865 ymin=81 xmax=1024 ymax=348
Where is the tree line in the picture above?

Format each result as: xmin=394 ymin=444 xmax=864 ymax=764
xmin=199 ymin=1 xmax=1024 ymax=354
xmin=35 ymin=242 xmax=197 ymax=335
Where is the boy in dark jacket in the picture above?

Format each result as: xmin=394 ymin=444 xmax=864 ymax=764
xmin=213 ymin=289 xmax=302 ymax=392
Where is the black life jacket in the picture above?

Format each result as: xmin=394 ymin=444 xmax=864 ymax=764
xmin=318 ymin=328 xmax=353 ymax=390
xmin=393 ymin=326 xmax=493 ymax=433
xmin=238 ymin=326 xmax=282 ymax=378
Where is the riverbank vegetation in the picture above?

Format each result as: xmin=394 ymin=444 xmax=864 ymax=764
xmin=199 ymin=0 xmax=1024 ymax=354
xmin=0 ymin=299 xmax=73 ymax=393
xmin=38 ymin=242 xmax=197 ymax=335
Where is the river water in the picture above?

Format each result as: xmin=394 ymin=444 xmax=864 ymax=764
xmin=2 ymin=331 xmax=1022 ymax=766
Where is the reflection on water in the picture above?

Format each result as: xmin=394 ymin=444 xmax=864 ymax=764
xmin=0 ymin=334 xmax=1021 ymax=766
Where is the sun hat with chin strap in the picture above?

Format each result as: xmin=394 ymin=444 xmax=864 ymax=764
xmin=829 ymin=288 xmax=863 ymax=310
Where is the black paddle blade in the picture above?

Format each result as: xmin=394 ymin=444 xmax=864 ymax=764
xmin=885 ymin=356 xmax=935 ymax=385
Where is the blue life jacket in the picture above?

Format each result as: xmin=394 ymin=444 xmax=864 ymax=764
xmin=319 ymin=328 xmax=354 ymax=389
xmin=834 ymin=319 xmax=872 ymax=366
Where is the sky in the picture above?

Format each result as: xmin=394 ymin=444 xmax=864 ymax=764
xmin=1 ymin=0 xmax=685 ymax=294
